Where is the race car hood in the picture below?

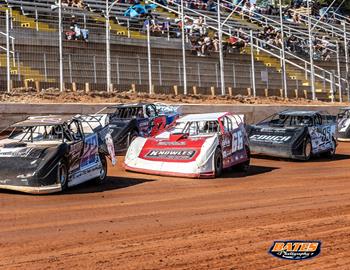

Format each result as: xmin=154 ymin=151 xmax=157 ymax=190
xmin=139 ymin=134 xmax=209 ymax=162
xmin=109 ymin=119 xmax=137 ymax=142
xmin=0 ymin=142 xmax=67 ymax=186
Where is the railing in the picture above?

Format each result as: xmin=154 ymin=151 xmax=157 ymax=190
xmin=0 ymin=0 xmax=348 ymax=100
xmin=159 ymin=0 xmax=344 ymax=93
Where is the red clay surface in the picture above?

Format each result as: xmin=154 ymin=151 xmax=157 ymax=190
xmin=1 ymin=143 xmax=350 ymax=269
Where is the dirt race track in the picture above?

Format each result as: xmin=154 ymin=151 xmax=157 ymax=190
xmin=1 ymin=144 xmax=350 ymax=270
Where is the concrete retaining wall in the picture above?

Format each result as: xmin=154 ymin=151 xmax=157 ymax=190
xmin=0 ymin=103 xmax=344 ymax=129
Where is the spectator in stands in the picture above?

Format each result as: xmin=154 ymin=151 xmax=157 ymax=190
xmin=65 ymin=15 xmax=88 ymax=42
xmin=201 ymin=35 xmax=212 ymax=55
xmin=191 ymin=16 xmax=206 ymax=36
xmin=242 ymin=2 xmax=250 ymax=19
xmin=212 ymin=33 xmax=219 ymax=52
xmin=207 ymin=0 xmax=217 ymax=12
xmin=62 ymin=0 xmax=85 ymax=9
xmin=293 ymin=13 xmax=301 ymax=23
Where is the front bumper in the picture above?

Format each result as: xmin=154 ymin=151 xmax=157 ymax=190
xmin=124 ymin=156 xmax=215 ymax=179
xmin=0 ymin=183 xmax=62 ymax=194
xmin=336 ymin=131 xmax=350 ymax=141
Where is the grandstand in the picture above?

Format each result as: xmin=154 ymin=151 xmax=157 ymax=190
xmin=0 ymin=0 xmax=348 ymax=101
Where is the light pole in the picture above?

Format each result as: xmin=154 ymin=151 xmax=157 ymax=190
xmin=279 ymin=0 xmax=287 ymax=98
xmin=218 ymin=0 xmax=225 ymax=95
xmin=6 ymin=10 xmax=11 ymax=93
xmin=58 ymin=0 xmax=64 ymax=92
xmin=106 ymin=0 xmax=120 ymax=93
xmin=180 ymin=0 xmax=187 ymax=95
xmin=343 ymin=21 xmax=349 ymax=101
xmin=307 ymin=0 xmax=316 ymax=100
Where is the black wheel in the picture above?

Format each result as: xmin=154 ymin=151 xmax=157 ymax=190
xmin=235 ymin=146 xmax=250 ymax=172
xmin=214 ymin=147 xmax=223 ymax=177
xmin=303 ymin=137 xmax=312 ymax=161
xmin=130 ymin=131 xmax=138 ymax=144
xmin=324 ymin=138 xmax=337 ymax=158
xmin=58 ymin=160 xmax=68 ymax=192
xmin=94 ymin=154 xmax=107 ymax=184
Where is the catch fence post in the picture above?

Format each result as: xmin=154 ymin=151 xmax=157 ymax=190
xmin=250 ymin=30 xmax=256 ymax=98
xmin=6 ymin=10 xmax=11 ymax=93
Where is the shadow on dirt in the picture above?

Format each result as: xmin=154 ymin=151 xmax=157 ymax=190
xmin=221 ymin=165 xmax=279 ymax=179
xmin=64 ymin=176 xmax=155 ymax=194
xmin=0 ymin=177 xmax=154 ymax=196
xmin=252 ymin=153 xmax=350 ymax=162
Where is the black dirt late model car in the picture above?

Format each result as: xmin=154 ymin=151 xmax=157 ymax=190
xmin=0 ymin=115 xmax=116 ymax=194
xmin=247 ymin=110 xmax=337 ymax=160
xmin=97 ymin=103 xmax=180 ymax=155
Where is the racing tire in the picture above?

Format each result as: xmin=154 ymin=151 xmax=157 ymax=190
xmin=130 ymin=131 xmax=139 ymax=144
xmin=303 ymin=137 xmax=312 ymax=161
xmin=214 ymin=148 xmax=223 ymax=178
xmin=324 ymin=138 xmax=337 ymax=158
xmin=58 ymin=160 xmax=68 ymax=192
xmin=94 ymin=154 xmax=108 ymax=185
xmin=235 ymin=146 xmax=251 ymax=172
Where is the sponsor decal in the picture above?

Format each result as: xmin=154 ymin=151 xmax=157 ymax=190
xmin=146 ymin=149 xmax=196 ymax=160
xmin=80 ymin=134 xmax=99 ymax=169
xmin=69 ymin=163 xmax=101 ymax=181
xmin=27 ymin=116 xmax=63 ymax=124
xmin=250 ymin=134 xmax=291 ymax=143
xmin=157 ymin=141 xmax=186 ymax=146
xmin=232 ymin=130 xmax=244 ymax=152
xmin=269 ymin=241 xmax=321 ymax=260
xmin=0 ymin=147 xmax=34 ymax=158
xmin=105 ymin=132 xmax=116 ymax=166
xmin=308 ymin=126 xmax=335 ymax=153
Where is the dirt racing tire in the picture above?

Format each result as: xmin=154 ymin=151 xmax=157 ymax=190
xmin=303 ymin=137 xmax=312 ymax=161
xmin=214 ymin=147 xmax=223 ymax=178
xmin=324 ymin=138 xmax=337 ymax=158
xmin=129 ymin=131 xmax=139 ymax=145
xmin=94 ymin=154 xmax=108 ymax=185
xmin=235 ymin=146 xmax=251 ymax=172
xmin=58 ymin=160 xmax=68 ymax=192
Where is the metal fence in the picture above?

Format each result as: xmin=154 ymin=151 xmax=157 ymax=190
xmin=0 ymin=0 xmax=349 ymax=102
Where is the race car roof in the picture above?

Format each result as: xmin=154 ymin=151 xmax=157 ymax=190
xmin=11 ymin=115 xmax=73 ymax=127
xmin=106 ymin=103 xmax=150 ymax=108
xmin=278 ymin=110 xmax=320 ymax=117
xmin=177 ymin=112 xmax=228 ymax=122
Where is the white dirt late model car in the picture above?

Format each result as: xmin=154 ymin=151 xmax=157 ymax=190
xmin=124 ymin=112 xmax=250 ymax=178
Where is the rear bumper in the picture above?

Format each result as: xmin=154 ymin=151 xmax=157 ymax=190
xmin=0 ymin=183 xmax=62 ymax=194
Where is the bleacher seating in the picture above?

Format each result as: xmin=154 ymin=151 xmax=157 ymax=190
xmin=0 ymin=0 xmax=348 ymax=100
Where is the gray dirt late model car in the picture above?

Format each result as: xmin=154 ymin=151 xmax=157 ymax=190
xmin=336 ymin=107 xmax=350 ymax=141
xmin=0 ymin=115 xmax=115 ymax=194
xmin=247 ymin=110 xmax=337 ymax=160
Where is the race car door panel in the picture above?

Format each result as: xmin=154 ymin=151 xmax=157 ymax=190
xmin=146 ymin=104 xmax=166 ymax=136
xmin=66 ymin=121 xmax=85 ymax=174
xmin=308 ymin=114 xmax=334 ymax=154
xmin=220 ymin=116 xmax=247 ymax=168
xmin=308 ymin=125 xmax=333 ymax=154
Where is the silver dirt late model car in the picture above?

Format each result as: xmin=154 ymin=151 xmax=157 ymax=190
xmin=0 ymin=115 xmax=115 ymax=194
xmin=247 ymin=110 xmax=337 ymax=160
